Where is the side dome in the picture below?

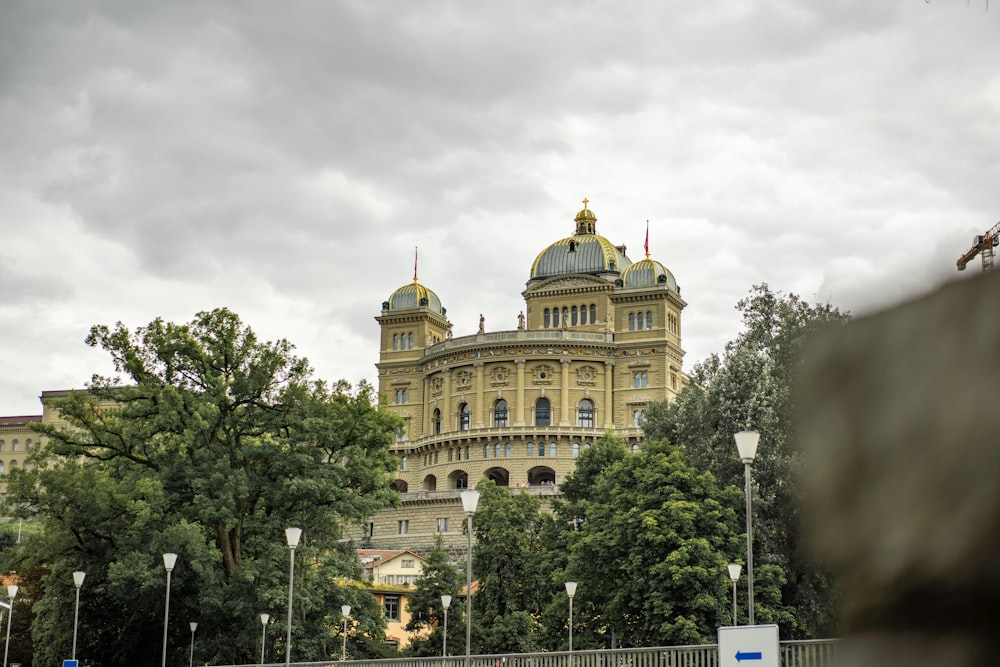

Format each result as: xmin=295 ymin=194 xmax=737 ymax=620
xmin=529 ymin=202 xmax=632 ymax=280
xmin=621 ymin=257 xmax=678 ymax=292
xmin=384 ymin=281 xmax=445 ymax=315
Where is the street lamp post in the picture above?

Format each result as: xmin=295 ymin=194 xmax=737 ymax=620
xmin=341 ymin=605 xmax=351 ymax=661
xmin=3 ymin=585 xmax=17 ymax=667
xmin=727 ymin=564 xmax=742 ymax=625
xmin=460 ymin=489 xmax=480 ymax=666
xmin=72 ymin=571 xmax=86 ymax=660
xmin=285 ymin=528 xmax=302 ymax=667
xmin=564 ymin=582 xmax=577 ymax=652
xmin=162 ymin=553 xmax=178 ymax=667
xmin=260 ymin=613 xmax=270 ymax=666
xmin=189 ymin=622 xmax=198 ymax=667
xmin=441 ymin=595 xmax=452 ymax=658
xmin=734 ymin=431 xmax=760 ymax=625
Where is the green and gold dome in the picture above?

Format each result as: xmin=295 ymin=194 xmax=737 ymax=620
xmin=383 ymin=280 xmax=446 ymax=315
xmin=529 ymin=200 xmax=632 ymax=281
xmin=621 ymin=257 xmax=678 ymax=292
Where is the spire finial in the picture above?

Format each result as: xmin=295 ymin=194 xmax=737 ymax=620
xmin=582 ymin=197 xmax=589 ymax=209
xmin=644 ymin=220 xmax=650 ymax=258
xmin=413 ymin=246 xmax=418 ymax=282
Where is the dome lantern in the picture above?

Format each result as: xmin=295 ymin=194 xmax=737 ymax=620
xmin=575 ymin=198 xmax=597 ymax=235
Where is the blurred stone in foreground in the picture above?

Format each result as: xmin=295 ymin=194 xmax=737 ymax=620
xmin=798 ymin=271 xmax=1000 ymax=667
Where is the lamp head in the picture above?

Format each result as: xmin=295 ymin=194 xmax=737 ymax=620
xmin=285 ymin=527 xmax=302 ymax=548
xmin=261 ymin=613 xmax=270 ymax=625
xmin=727 ymin=563 xmax=742 ymax=582
xmin=190 ymin=622 xmax=198 ymax=632
xmin=163 ymin=553 xmax=178 ymax=571
xmin=6 ymin=585 xmax=17 ymax=600
xmin=565 ymin=581 xmax=578 ymax=597
xmin=441 ymin=594 xmax=452 ymax=610
xmin=734 ymin=431 xmax=760 ymax=463
xmin=73 ymin=571 xmax=86 ymax=587
xmin=460 ymin=489 xmax=480 ymax=514
xmin=342 ymin=604 xmax=352 ymax=618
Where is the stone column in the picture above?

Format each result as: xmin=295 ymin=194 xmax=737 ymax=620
xmin=560 ymin=358 xmax=571 ymax=426
xmin=442 ymin=370 xmax=452 ymax=433
xmin=515 ymin=360 xmax=526 ymax=426
xmin=604 ymin=360 xmax=614 ymax=428
xmin=474 ymin=362 xmax=485 ymax=428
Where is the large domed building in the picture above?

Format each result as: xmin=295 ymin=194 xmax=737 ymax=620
xmin=362 ymin=201 xmax=688 ymax=551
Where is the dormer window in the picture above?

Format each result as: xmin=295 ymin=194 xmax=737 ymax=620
xmin=569 ymin=240 xmax=576 ymax=252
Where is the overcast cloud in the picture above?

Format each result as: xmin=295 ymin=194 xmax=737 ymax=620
xmin=2 ymin=1 xmax=997 ymax=415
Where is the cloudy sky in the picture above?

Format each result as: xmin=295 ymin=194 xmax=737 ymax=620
xmin=2 ymin=1 xmax=997 ymax=415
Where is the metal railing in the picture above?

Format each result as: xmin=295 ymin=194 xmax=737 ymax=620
xmin=227 ymin=640 xmax=839 ymax=667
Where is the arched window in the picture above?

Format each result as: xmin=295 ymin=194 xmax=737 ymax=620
xmin=535 ymin=397 xmax=551 ymax=426
xmin=393 ymin=334 xmax=399 ymax=351
xmin=538 ymin=442 xmax=546 ymax=457
xmin=578 ymin=399 xmax=595 ymax=428
xmin=572 ymin=305 xmax=578 ymax=326
xmin=637 ymin=311 xmax=645 ymax=330
xmin=0 ymin=440 xmax=5 ymax=452
xmin=505 ymin=442 xmax=512 ymax=457
xmin=494 ymin=443 xmax=501 ymax=458
xmin=484 ymin=444 xmax=490 ymax=458
xmin=544 ymin=308 xmax=551 ymax=328
xmin=433 ymin=408 xmax=442 ymax=434
xmin=646 ymin=310 xmax=653 ymax=329
xmin=465 ymin=446 xmax=471 ymax=460
xmin=580 ymin=305 xmax=588 ymax=325
xmin=0 ymin=462 xmax=4 ymax=474
xmin=494 ymin=399 xmax=509 ymax=428
xmin=553 ymin=308 xmax=560 ymax=327
xmin=590 ymin=304 xmax=597 ymax=323
xmin=401 ymin=456 xmax=408 ymax=471
xmin=527 ymin=442 xmax=535 ymax=457
xmin=572 ymin=443 xmax=580 ymax=458
xmin=459 ymin=403 xmax=471 ymax=431
xmin=628 ymin=312 xmax=636 ymax=330
xmin=456 ymin=447 xmax=462 ymax=461
xmin=408 ymin=332 xmax=414 ymax=349
xmin=550 ymin=442 xmax=557 ymax=457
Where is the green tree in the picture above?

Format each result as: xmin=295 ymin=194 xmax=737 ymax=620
xmin=471 ymin=480 xmax=548 ymax=654
xmin=3 ymin=308 xmax=402 ymax=667
xmin=643 ymin=284 xmax=848 ymax=637
xmin=560 ymin=434 xmax=741 ymax=647
xmin=404 ymin=535 xmax=464 ymax=656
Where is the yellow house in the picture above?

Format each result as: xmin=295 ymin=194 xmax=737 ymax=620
xmin=359 ymin=548 xmax=427 ymax=648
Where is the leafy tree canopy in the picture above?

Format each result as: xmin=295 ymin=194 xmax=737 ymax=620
xmin=4 ymin=308 xmax=402 ymax=667
xmin=643 ymin=284 xmax=849 ymax=637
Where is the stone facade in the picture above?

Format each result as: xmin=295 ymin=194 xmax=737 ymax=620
xmin=365 ymin=202 xmax=687 ymax=553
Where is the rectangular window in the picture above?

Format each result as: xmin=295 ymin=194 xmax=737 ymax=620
xmin=401 ymin=559 xmax=415 ymax=568
xmin=384 ymin=595 xmax=400 ymax=621
xmin=437 ymin=517 xmax=449 ymax=532
xmin=397 ymin=520 xmax=409 ymax=535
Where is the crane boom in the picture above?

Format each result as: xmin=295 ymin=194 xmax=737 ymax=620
xmin=956 ymin=221 xmax=1000 ymax=272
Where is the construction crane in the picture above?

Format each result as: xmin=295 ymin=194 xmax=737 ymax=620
xmin=956 ymin=221 xmax=1000 ymax=272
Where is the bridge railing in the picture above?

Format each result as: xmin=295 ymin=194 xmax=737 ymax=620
xmin=227 ymin=640 xmax=839 ymax=667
